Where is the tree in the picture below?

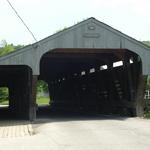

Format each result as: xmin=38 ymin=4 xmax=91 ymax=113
xmin=0 ymin=40 xmax=14 ymax=56
xmin=14 ymin=44 xmax=24 ymax=50
xmin=143 ymin=41 xmax=150 ymax=47
xmin=0 ymin=40 xmax=24 ymax=56
xmin=37 ymin=80 xmax=48 ymax=93
xmin=0 ymin=87 xmax=9 ymax=102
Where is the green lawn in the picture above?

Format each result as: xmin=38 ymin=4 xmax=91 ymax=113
xmin=0 ymin=100 xmax=9 ymax=105
xmin=0 ymin=97 xmax=50 ymax=106
xmin=144 ymin=112 xmax=150 ymax=118
xmin=36 ymin=97 xmax=50 ymax=105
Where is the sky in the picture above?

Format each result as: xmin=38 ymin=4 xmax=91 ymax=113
xmin=0 ymin=0 xmax=150 ymax=45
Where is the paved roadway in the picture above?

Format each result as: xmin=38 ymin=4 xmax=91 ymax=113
xmin=0 ymin=115 xmax=150 ymax=150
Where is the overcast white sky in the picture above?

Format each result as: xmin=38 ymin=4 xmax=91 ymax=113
xmin=0 ymin=0 xmax=150 ymax=45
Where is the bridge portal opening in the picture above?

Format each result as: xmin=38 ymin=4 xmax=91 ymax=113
xmin=36 ymin=80 xmax=50 ymax=106
xmin=39 ymin=48 xmax=144 ymax=116
xmin=0 ymin=65 xmax=32 ymax=119
xmin=0 ymin=87 xmax=9 ymax=108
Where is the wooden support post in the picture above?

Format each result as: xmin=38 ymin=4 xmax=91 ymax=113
xmin=9 ymin=84 xmax=16 ymax=111
xmin=94 ymin=66 xmax=100 ymax=113
xmin=135 ymin=75 xmax=147 ymax=117
xmin=123 ymin=53 xmax=135 ymax=102
xmin=107 ymin=61 xmax=114 ymax=113
xmin=47 ymin=81 xmax=54 ymax=105
xmin=29 ymin=75 xmax=38 ymax=121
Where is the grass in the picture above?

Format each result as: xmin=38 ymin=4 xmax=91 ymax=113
xmin=0 ymin=100 xmax=9 ymax=105
xmin=36 ymin=97 xmax=50 ymax=105
xmin=144 ymin=112 xmax=150 ymax=118
xmin=144 ymin=99 xmax=150 ymax=118
xmin=0 ymin=97 xmax=50 ymax=106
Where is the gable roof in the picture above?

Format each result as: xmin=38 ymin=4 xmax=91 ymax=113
xmin=38 ymin=17 xmax=150 ymax=49
xmin=0 ymin=17 xmax=150 ymax=60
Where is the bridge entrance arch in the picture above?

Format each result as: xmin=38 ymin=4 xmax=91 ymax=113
xmin=0 ymin=65 xmax=33 ymax=119
xmin=38 ymin=48 xmax=146 ymax=117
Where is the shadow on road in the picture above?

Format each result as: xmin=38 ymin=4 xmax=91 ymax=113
xmin=35 ymin=105 xmax=130 ymax=125
xmin=0 ymin=105 xmax=131 ymax=126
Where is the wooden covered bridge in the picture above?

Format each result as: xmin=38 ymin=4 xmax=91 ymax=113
xmin=0 ymin=18 xmax=150 ymax=120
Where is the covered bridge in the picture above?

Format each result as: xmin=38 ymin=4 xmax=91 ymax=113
xmin=0 ymin=18 xmax=150 ymax=120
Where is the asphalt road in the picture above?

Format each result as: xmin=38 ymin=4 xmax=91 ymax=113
xmin=0 ymin=115 xmax=150 ymax=150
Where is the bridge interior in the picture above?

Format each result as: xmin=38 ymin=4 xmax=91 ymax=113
xmin=39 ymin=48 xmax=142 ymax=116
